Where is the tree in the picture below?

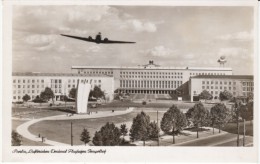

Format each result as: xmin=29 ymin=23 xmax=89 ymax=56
xmin=40 ymin=87 xmax=55 ymax=103
xmin=80 ymin=128 xmax=91 ymax=146
xmin=69 ymin=88 xmax=77 ymax=99
xmin=160 ymin=105 xmax=187 ymax=144
xmin=210 ymin=103 xmax=230 ymax=134
xmin=247 ymin=92 xmax=254 ymax=103
xmin=186 ymin=102 xmax=209 ymax=138
xmin=120 ymin=124 xmax=128 ymax=142
xmin=92 ymin=86 xmax=105 ymax=99
xmin=199 ymin=90 xmax=213 ymax=101
xmin=129 ymin=111 xmax=151 ymax=146
xmin=92 ymin=131 xmax=102 ymax=146
xmin=240 ymin=102 xmax=253 ymax=121
xmin=92 ymin=122 xmax=121 ymax=146
xmin=149 ymin=121 xmax=160 ymax=140
xmin=12 ymin=130 xmax=22 ymax=146
xmin=219 ymin=90 xmax=233 ymax=101
xmin=22 ymin=94 xmax=30 ymax=102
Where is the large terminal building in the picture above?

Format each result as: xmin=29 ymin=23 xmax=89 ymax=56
xmin=12 ymin=61 xmax=254 ymax=102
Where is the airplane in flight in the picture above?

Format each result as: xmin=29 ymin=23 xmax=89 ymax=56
xmin=60 ymin=32 xmax=136 ymax=44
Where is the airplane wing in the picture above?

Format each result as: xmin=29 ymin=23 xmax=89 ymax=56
xmin=61 ymin=34 xmax=136 ymax=44
xmin=100 ymin=40 xmax=136 ymax=44
xmin=60 ymin=34 xmax=95 ymax=43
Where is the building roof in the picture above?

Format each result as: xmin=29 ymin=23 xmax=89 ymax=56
xmin=71 ymin=66 xmax=232 ymax=71
xmin=12 ymin=72 xmax=113 ymax=78
xmin=191 ymin=75 xmax=253 ymax=80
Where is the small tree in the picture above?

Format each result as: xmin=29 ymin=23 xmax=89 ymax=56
xmin=199 ymin=90 xmax=213 ymax=101
xmin=149 ymin=121 xmax=160 ymax=140
xmin=160 ymin=105 xmax=187 ymax=144
xmin=22 ymin=94 xmax=31 ymax=102
xmin=40 ymin=87 xmax=55 ymax=103
xmin=92 ymin=131 xmax=102 ymax=146
xmin=120 ymin=124 xmax=128 ymax=142
xmin=92 ymin=122 xmax=121 ymax=146
xmin=240 ymin=102 xmax=253 ymax=121
xmin=12 ymin=130 xmax=22 ymax=146
xmin=219 ymin=90 xmax=233 ymax=101
xmin=210 ymin=103 xmax=230 ymax=134
xmin=186 ymin=102 xmax=209 ymax=138
xmin=69 ymin=88 xmax=77 ymax=99
xmin=130 ymin=111 xmax=151 ymax=146
xmin=80 ymin=128 xmax=91 ymax=146
xmin=92 ymin=86 xmax=105 ymax=99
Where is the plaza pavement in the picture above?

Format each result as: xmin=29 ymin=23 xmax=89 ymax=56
xmin=16 ymin=107 xmax=134 ymax=146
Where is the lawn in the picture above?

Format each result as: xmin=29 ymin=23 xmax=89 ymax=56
xmin=221 ymin=121 xmax=253 ymax=136
xmin=12 ymin=119 xmax=49 ymax=146
xmin=28 ymin=111 xmax=164 ymax=146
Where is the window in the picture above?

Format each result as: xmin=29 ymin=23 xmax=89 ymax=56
xmin=233 ymin=87 xmax=236 ymax=90
xmin=13 ymin=80 xmax=16 ymax=83
xmin=202 ymin=81 xmax=205 ymax=84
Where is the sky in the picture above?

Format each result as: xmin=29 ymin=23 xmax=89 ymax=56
xmin=12 ymin=6 xmax=254 ymax=75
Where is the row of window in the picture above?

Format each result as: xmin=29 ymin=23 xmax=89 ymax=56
xmin=242 ymin=87 xmax=254 ymax=92
xmin=190 ymin=72 xmax=226 ymax=76
xmin=80 ymin=70 xmax=113 ymax=75
xmin=120 ymin=80 xmax=182 ymax=89
xmin=13 ymin=79 xmax=44 ymax=83
xmin=202 ymin=86 xmax=236 ymax=90
xmin=202 ymin=81 xmax=236 ymax=85
xmin=242 ymin=82 xmax=254 ymax=86
xmin=194 ymin=90 xmax=236 ymax=96
xmin=68 ymin=79 xmax=102 ymax=83
xmin=51 ymin=79 xmax=62 ymax=83
xmin=120 ymin=75 xmax=183 ymax=79
xmin=120 ymin=71 xmax=183 ymax=75
xmin=13 ymin=85 xmax=45 ymax=89
xmin=13 ymin=89 xmax=41 ymax=94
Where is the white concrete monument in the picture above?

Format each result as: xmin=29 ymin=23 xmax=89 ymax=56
xmin=76 ymin=80 xmax=91 ymax=114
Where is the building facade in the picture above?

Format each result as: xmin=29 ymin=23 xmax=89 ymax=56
xmin=12 ymin=72 xmax=114 ymax=102
xmin=72 ymin=61 xmax=233 ymax=94
xmin=189 ymin=75 xmax=254 ymax=102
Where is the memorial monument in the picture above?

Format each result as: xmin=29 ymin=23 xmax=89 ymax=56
xmin=76 ymin=79 xmax=91 ymax=114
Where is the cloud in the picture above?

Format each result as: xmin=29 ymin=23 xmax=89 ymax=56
xmin=120 ymin=19 xmax=157 ymax=33
xmin=142 ymin=46 xmax=173 ymax=57
xmin=25 ymin=34 xmax=55 ymax=47
xmin=218 ymin=47 xmax=249 ymax=59
xmin=66 ymin=6 xmax=111 ymax=23
xmin=85 ymin=45 xmax=100 ymax=53
xmin=217 ymin=31 xmax=253 ymax=41
xmin=183 ymin=53 xmax=195 ymax=59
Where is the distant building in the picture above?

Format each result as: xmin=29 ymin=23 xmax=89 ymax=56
xmin=72 ymin=60 xmax=233 ymax=95
xmin=12 ymin=72 xmax=114 ymax=102
xmin=189 ymin=75 xmax=254 ymax=102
